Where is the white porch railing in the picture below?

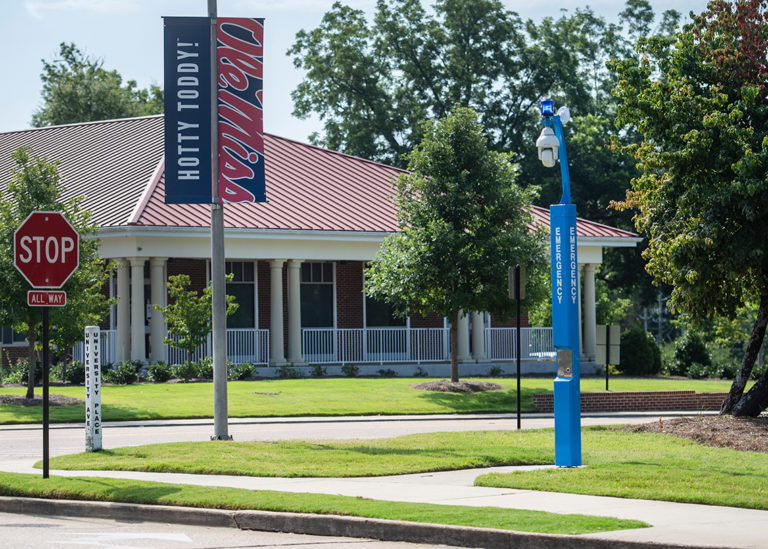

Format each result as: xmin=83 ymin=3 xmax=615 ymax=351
xmin=72 ymin=329 xmax=117 ymax=364
xmin=74 ymin=327 xmax=553 ymax=366
xmin=302 ymin=327 xmax=449 ymax=364
xmin=485 ymin=327 xmax=555 ymax=361
xmin=165 ymin=329 xmax=270 ymax=365
xmin=301 ymin=327 xmax=554 ymax=364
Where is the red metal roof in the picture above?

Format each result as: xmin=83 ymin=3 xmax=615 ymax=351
xmin=0 ymin=115 xmax=638 ymax=241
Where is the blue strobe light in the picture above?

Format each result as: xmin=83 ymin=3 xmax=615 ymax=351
xmin=541 ymin=99 xmax=555 ymax=117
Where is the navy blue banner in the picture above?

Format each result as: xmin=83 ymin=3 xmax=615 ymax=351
xmin=164 ymin=17 xmax=213 ymax=204
xmin=550 ymin=204 xmax=579 ymax=351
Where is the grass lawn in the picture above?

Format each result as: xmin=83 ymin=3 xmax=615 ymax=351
xmin=0 ymin=472 xmax=647 ymax=535
xmin=0 ymin=376 xmax=739 ymax=424
xmin=45 ymin=427 xmax=768 ymax=510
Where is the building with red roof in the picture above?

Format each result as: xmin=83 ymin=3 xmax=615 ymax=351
xmin=0 ymin=115 xmax=640 ymax=374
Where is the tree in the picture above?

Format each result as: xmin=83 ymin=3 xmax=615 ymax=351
xmin=364 ymin=108 xmax=546 ymax=381
xmin=155 ymin=274 xmax=238 ymax=364
xmin=32 ymin=42 xmax=163 ymax=127
xmin=610 ymin=0 xmax=768 ymax=416
xmin=0 ymin=148 xmax=113 ymax=398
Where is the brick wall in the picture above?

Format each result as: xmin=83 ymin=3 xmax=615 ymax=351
xmin=533 ymin=391 xmax=727 ymax=413
xmin=168 ymin=258 xmax=207 ymax=293
xmin=337 ymin=262 xmax=363 ymax=329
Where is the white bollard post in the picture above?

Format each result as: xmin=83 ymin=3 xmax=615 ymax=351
xmin=84 ymin=326 xmax=102 ymax=452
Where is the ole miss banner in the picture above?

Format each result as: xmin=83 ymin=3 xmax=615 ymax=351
xmin=164 ymin=17 xmax=266 ymax=204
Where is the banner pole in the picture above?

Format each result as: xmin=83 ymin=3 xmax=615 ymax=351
xmin=208 ymin=0 xmax=230 ymax=441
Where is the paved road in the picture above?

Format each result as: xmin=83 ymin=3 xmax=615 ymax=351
xmin=0 ymin=510 xmax=452 ymax=549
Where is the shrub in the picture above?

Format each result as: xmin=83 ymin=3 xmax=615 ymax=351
xmin=229 ymin=362 xmax=256 ymax=380
xmin=620 ymin=328 xmax=661 ymax=375
xmin=751 ymin=360 xmax=768 ymax=380
xmin=489 ymin=366 xmax=503 ymax=377
xmin=378 ymin=368 xmax=397 ymax=377
xmin=50 ymin=361 xmax=85 ymax=385
xmin=147 ymin=361 xmax=172 ymax=383
xmin=172 ymin=361 xmax=198 ymax=381
xmin=3 ymin=358 xmax=42 ymax=385
xmin=341 ymin=363 xmax=359 ymax=377
xmin=103 ymin=361 xmax=139 ymax=385
xmin=671 ymin=332 xmax=711 ymax=377
xmin=196 ymin=356 xmax=214 ymax=379
xmin=413 ymin=366 xmax=429 ymax=377
xmin=277 ymin=364 xmax=302 ymax=379
xmin=311 ymin=364 xmax=326 ymax=377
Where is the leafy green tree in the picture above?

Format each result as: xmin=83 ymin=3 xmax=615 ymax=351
xmin=610 ymin=0 xmax=768 ymax=415
xmin=364 ymin=108 xmax=546 ymax=381
xmin=32 ymin=42 xmax=163 ymax=127
xmin=155 ymin=274 xmax=238 ymax=364
xmin=0 ymin=148 xmax=113 ymax=398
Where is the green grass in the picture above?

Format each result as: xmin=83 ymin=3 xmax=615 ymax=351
xmin=0 ymin=471 xmax=647 ymax=535
xmin=476 ymin=426 xmax=768 ymax=510
xmin=0 ymin=376 xmax=739 ymax=424
xmin=47 ymin=430 xmax=554 ymax=476
xmin=47 ymin=427 xmax=768 ymax=510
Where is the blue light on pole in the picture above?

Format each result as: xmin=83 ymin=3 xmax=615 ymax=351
xmin=537 ymin=99 xmax=581 ymax=467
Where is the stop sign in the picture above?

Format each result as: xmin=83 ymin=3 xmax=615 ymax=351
xmin=14 ymin=211 xmax=79 ymax=289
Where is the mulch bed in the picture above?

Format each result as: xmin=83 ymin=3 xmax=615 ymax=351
xmin=411 ymin=379 xmax=504 ymax=394
xmin=622 ymin=415 xmax=768 ymax=454
xmin=0 ymin=394 xmax=83 ymax=407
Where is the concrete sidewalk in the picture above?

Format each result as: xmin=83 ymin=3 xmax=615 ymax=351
xmin=2 ymin=459 xmax=764 ymax=549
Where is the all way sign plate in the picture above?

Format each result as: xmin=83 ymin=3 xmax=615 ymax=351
xmin=28 ymin=291 xmax=67 ymax=307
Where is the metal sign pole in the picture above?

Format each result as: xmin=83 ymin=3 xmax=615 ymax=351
xmin=42 ymin=306 xmax=49 ymax=478
xmin=515 ymin=265 xmax=522 ymax=430
xmin=208 ymin=0 xmax=230 ymax=441
xmin=605 ymin=324 xmax=610 ymax=392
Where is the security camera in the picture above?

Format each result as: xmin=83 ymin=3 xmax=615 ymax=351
xmin=536 ymin=127 xmax=559 ymax=168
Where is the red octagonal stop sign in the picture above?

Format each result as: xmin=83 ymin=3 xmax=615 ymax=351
xmin=14 ymin=211 xmax=79 ymax=289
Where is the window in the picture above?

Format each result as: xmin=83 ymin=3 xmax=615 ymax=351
xmin=226 ymin=261 xmax=256 ymax=329
xmin=301 ymin=262 xmax=334 ymax=328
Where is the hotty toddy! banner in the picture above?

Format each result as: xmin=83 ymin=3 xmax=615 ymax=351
xmin=164 ymin=17 xmax=266 ymax=204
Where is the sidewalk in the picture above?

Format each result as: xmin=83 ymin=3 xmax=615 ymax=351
xmin=1 ymin=412 xmax=761 ymax=548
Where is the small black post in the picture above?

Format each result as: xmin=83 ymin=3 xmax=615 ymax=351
xmin=42 ymin=306 xmax=49 ymax=479
xmin=605 ymin=324 xmax=610 ymax=392
xmin=515 ymin=265 xmax=522 ymax=430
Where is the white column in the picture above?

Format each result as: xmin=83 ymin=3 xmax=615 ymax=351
xmin=583 ymin=263 xmax=597 ymax=361
xmin=471 ymin=311 xmax=486 ymax=361
xmin=129 ymin=257 xmax=146 ymax=362
xmin=457 ymin=310 xmax=470 ymax=362
xmin=269 ymin=259 xmax=287 ymax=365
xmin=116 ymin=259 xmax=130 ymax=363
xmin=149 ymin=257 xmax=167 ymax=364
xmin=287 ymin=259 xmax=304 ymax=364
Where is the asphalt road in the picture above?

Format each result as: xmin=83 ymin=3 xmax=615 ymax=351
xmin=0 ymin=510 xmax=454 ymax=549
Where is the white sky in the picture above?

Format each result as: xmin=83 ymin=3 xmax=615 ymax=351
xmin=0 ymin=0 xmax=708 ymax=142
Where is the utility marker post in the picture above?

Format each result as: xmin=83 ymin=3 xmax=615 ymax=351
xmin=84 ymin=326 xmax=102 ymax=452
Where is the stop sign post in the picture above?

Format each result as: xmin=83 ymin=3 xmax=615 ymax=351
xmin=14 ymin=211 xmax=79 ymax=479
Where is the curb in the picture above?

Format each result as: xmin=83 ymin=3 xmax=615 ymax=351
xmin=0 ymin=496 xmax=729 ymax=549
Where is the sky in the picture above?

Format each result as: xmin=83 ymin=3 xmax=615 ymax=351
xmin=0 ymin=0 xmax=709 ymax=143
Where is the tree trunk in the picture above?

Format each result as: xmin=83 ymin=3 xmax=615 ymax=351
xmin=450 ymin=310 xmax=459 ymax=382
xmin=721 ymin=293 xmax=768 ymax=414
xmin=732 ymin=369 xmax=768 ymax=416
xmin=25 ymin=315 xmax=36 ymax=400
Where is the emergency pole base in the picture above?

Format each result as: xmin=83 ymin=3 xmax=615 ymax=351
xmin=554 ymin=375 xmax=582 ymax=467
xmin=210 ymin=434 xmax=234 ymax=441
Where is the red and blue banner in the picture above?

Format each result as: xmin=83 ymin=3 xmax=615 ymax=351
xmin=164 ymin=17 xmax=265 ymax=204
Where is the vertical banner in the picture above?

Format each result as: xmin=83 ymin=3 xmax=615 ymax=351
xmin=217 ymin=18 xmax=266 ymax=202
xmin=164 ymin=17 xmax=213 ymax=204
xmin=550 ymin=203 xmax=580 ymax=351
xmin=164 ymin=16 xmax=265 ymax=204
xmin=84 ymin=326 xmax=102 ymax=452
